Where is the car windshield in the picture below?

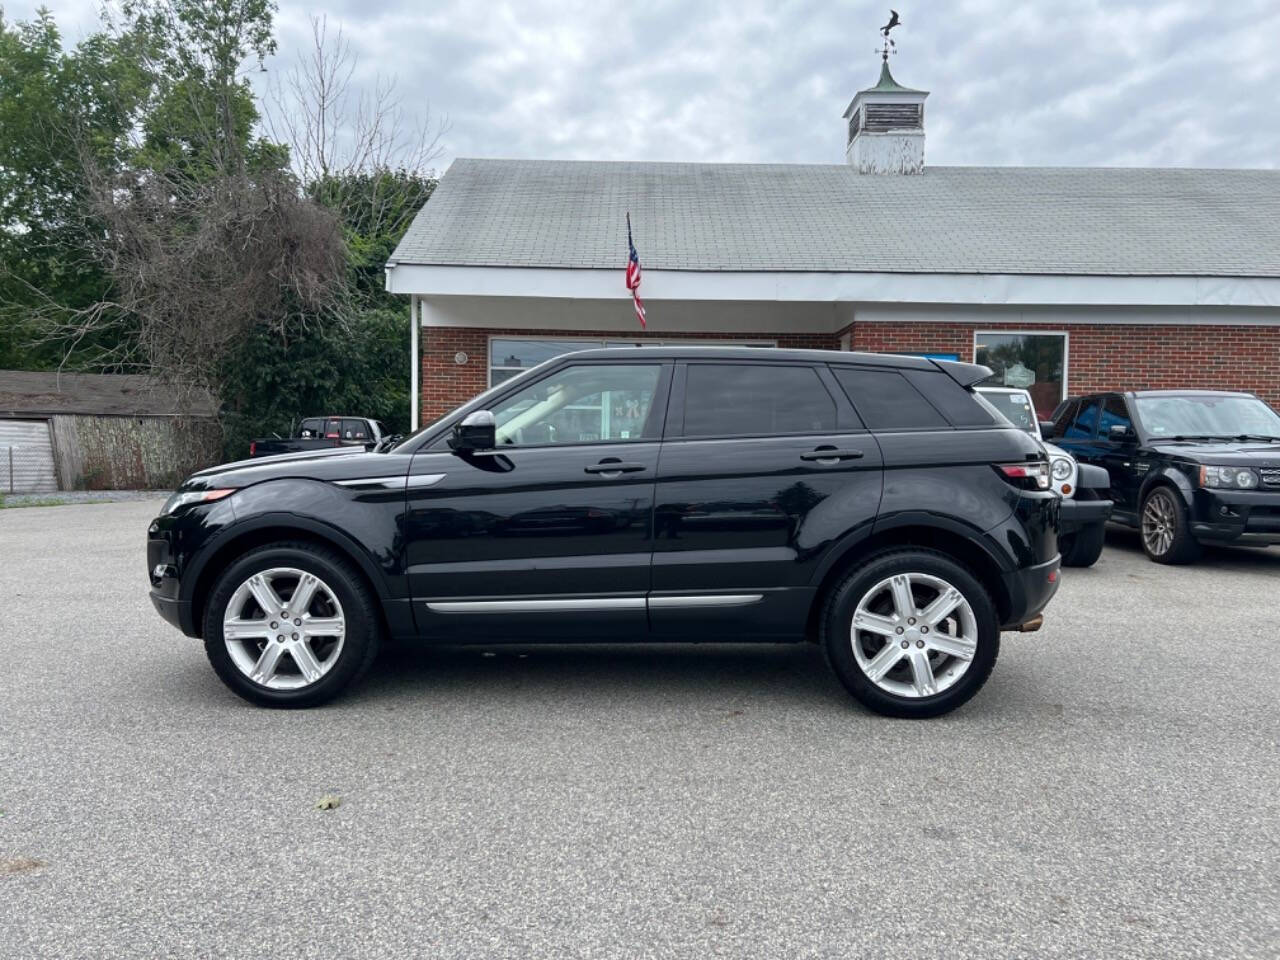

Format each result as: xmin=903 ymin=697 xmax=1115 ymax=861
xmin=1135 ymin=394 xmax=1280 ymax=440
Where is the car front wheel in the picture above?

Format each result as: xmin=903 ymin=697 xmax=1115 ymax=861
xmin=822 ymin=549 xmax=999 ymax=718
xmin=202 ymin=541 xmax=381 ymax=707
xmin=1140 ymin=487 xmax=1202 ymax=565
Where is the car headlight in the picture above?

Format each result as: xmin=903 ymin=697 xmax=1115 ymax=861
xmin=161 ymin=488 xmax=237 ymax=515
xmin=1051 ymin=457 xmax=1073 ymax=481
xmin=1199 ymin=466 xmax=1259 ymax=489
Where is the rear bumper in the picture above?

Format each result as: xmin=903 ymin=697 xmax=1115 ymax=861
xmin=149 ymin=590 xmax=194 ymax=634
xmin=999 ymin=556 xmax=1060 ymax=630
xmin=1059 ymin=497 xmax=1113 ymax=535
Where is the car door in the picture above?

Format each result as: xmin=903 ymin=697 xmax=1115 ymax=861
xmin=403 ymin=360 xmax=671 ymax=641
xmin=1095 ymin=394 xmax=1143 ymax=516
xmin=650 ymin=361 xmax=883 ymax=639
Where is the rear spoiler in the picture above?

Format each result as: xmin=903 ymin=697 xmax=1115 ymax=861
xmin=931 ymin=358 xmax=993 ymax=388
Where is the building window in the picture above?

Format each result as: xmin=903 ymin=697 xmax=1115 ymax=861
xmin=973 ymin=331 xmax=1067 ymax=418
xmin=488 ymin=336 xmax=775 ymax=387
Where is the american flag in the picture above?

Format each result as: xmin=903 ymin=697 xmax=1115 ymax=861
xmin=625 ymin=212 xmax=646 ymax=328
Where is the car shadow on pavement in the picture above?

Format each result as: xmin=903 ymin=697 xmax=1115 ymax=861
xmin=356 ymin=640 xmax=852 ymax=711
xmin=1102 ymin=524 xmax=1280 ymax=572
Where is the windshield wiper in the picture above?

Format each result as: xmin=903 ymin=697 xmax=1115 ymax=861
xmin=1167 ymin=434 xmax=1232 ymax=442
xmin=1231 ymin=434 xmax=1280 ymax=443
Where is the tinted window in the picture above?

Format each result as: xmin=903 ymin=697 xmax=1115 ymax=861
xmin=324 ymin=419 xmax=342 ymax=438
xmin=1099 ymin=396 xmax=1132 ymax=438
xmin=300 ymin=418 xmax=323 ymax=438
xmin=1048 ymin=399 xmax=1079 ymax=440
xmin=492 ymin=364 xmax=662 ymax=446
xmin=683 ymin=364 xmax=836 ymax=437
xmin=904 ymin=370 xmax=998 ymax=427
xmin=343 ymin=419 xmax=369 ymax=440
xmin=1064 ymin=399 xmax=1100 ymax=440
xmin=833 ymin=368 xmax=947 ymax=430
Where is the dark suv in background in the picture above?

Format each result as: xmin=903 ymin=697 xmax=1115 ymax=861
xmin=148 ymin=348 xmax=1060 ymax=718
xmin=1049 ymin=390 xmax=1280 ymax=563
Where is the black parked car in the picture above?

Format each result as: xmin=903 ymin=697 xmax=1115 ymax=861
xmin=148 ymin=348 xmax=1061 ymax=718
xmin=1048 ymin=390 xmax=1280 ymax=563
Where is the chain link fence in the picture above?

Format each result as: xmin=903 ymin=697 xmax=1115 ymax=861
xmin=1 ymin=445 xmax=58 ymax=494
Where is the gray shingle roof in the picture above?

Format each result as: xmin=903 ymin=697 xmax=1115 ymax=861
xmin=389 ymin=159 xmax=1280 ymax=277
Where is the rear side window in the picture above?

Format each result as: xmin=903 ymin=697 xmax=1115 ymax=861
xmin=833 ymin=367 xmax=947 ymax=430
xmin=902 ymin=370 xmax=998 ymax=427
xmin=683 ymin=364 xmax=836 ymax=437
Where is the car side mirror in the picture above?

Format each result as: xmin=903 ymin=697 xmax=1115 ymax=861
xmin=449 ymin=410 xmax=496 ymax=452
xmin=1109 ymin=423 xmax=1136 ymax=443
xmin=1038 ymin=420 xmax=1055 ymax=436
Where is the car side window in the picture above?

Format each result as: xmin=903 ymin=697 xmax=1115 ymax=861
xmin=1064 ymin=399 xmax=1100 ymax=440
xmin=1048 ymin=399 xmax=1078 ymax=439
xmin=1099 ymin=396 xmax=1132 ymax=438
xmin=491 ymin=363 xmax=663 ymax=446
xmin=832 ymin=367 xmax=947 ymax=430
xmin=682 ymin=364 xmax=836 ymax=437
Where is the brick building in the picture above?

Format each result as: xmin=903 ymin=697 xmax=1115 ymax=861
xmin=386 ymin=60 xmax=1280 ymax=428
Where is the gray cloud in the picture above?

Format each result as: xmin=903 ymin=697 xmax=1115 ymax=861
xmin=12 ymin=0 xmax=1280 ymax=170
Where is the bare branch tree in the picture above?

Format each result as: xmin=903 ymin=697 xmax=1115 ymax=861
xmin=264 ymin=14 xmax=446 ymax=239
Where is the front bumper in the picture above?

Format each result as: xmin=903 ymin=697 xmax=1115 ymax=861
xmin=1059 ymin=497 xmax=1113 ymax=535
xmin=1189 ymin=488 xmax=1280 ymax=546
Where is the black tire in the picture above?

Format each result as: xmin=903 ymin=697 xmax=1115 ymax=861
xmin=202 ymin=541 xmax=382 ymax=707
xmin=1059 ymin=522 xmax=1106 ymax=567
xmin=1139 ymin=486 xmax=1202 ymax=565
xmin=821 ymin=549 xmax=1000 ymax=719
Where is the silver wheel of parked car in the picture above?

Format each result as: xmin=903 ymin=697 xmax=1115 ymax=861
xmin=1141 ymin=489 xmax=1177 ymax=557
xmin=222 ymin=567 xmax=347 ymax=690
xmin=850 ymin=572 xmax=978 ymax=698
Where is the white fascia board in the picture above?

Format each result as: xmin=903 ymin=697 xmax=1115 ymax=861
xmin=385 ymin=264 xmax=1280 ymax=310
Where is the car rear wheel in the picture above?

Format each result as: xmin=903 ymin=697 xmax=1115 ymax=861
xmin=822 ymin=549 xmax=999 ymax=718
xmin=203 ymin=542 xmax=381 ymax=707
xmin=1140 ymin=487 xmax=1201 ymax=565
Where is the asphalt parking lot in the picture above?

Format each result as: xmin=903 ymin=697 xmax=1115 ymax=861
xmin=1 ymin=499 xmax=1277 ymax=959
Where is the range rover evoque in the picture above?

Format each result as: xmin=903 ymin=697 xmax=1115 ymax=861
xmin=148 ymin=348 xmax=1061 ymax=718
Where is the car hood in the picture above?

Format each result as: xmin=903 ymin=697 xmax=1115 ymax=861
xmin=186 ymin=447 xmax=411 ymax=490
xmin=1147 ymin=441 xmax=1280 ymax=467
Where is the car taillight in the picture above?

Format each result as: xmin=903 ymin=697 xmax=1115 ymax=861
xmin=996 ymin=462 xmax=1051 ymax=490
xmin=249 ymin=441 xmax=256 ymax=456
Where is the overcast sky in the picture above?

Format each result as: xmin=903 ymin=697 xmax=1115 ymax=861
xmin=13 ymin=0 xmax=1280 ymax=172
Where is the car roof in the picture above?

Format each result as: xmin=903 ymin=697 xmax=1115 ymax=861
xmin=1063 ymin=389 xmax=1257 ymax=402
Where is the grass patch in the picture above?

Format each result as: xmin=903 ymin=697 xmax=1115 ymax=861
xmin=0 ymin=496 xmax=70 ymax=509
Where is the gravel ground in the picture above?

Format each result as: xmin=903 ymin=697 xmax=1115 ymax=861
xmin=1 ymin=500 xmax=1277 ymax=959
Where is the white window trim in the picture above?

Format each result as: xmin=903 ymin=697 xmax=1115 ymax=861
xmin=487 ymin=334 xmax=777 ymax=388
xmin=972 ymin=329 xmax=1070 ymax=403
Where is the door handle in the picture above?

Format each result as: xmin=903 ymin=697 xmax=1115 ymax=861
xmin=800 ymin=447 xmax=864 ymax=464
xmin=585 ymin=460 xmax=647 ymax=476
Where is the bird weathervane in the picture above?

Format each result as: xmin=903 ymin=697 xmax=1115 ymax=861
xmin=876 ymin=9 xmax=901 ymax=61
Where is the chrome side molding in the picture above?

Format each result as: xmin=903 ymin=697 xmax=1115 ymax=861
xmin=426 ymin=597 xmax=647 ymax=614
xmin=334 ymin=473 xmax=445 ymax=491
xmin=648 ymin=594 xmax=764 ymax=609
xmin=424 ymin=593 xmax=765 ymax=614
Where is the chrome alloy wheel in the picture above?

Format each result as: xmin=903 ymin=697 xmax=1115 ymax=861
xmin=1142 ymin=490 xmax=1176 ymax=557
xmin=222 ymin=567 xmax=346 ymax=690
xmin=850 ymin=573 xmax=979 ymax=698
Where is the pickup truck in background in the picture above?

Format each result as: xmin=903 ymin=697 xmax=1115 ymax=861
xmin=249 ymin=416 xmax=389 ymax=458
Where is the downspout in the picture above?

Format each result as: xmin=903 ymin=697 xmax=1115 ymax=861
xmin=410 ymin=295 xmax=420 ymax=431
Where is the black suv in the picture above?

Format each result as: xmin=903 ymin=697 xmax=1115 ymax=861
xmin=1048 ymin=389 xmax=1280 ymax=563
xmin=148 ymin=348 xmax=1060 ymax=717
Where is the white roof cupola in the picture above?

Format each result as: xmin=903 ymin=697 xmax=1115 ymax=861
xmin=843 ymin=12 xmax=929 ymax=174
